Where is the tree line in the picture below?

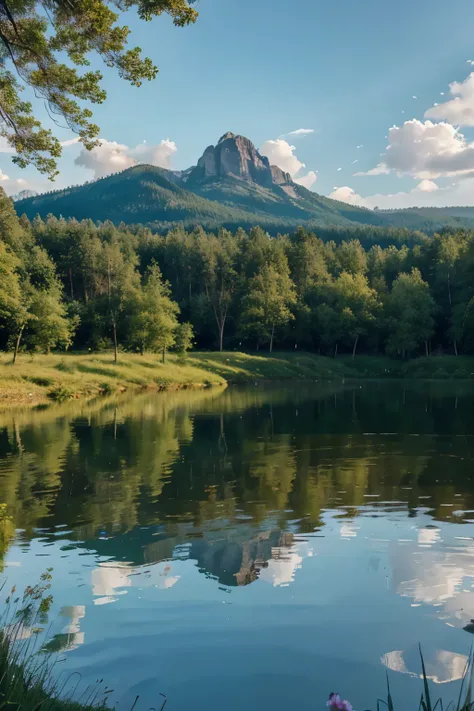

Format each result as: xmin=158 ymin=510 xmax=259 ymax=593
xmin=2 ymin=189 xmax=474 ymax=360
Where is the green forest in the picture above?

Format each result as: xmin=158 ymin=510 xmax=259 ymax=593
xmin=2 ymin=188 xmax=474 ymax=361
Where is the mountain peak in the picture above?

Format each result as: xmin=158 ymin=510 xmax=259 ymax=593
xmin=190 ymin=131 xmax=292 ymax=190
xmin=218 ymin=131 xmax=236 ymax=143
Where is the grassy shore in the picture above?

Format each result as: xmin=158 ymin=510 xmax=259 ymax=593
xmin=0 ymin=351 xmax=227 ymax=408
xmin=1 ymin=351 xmax=474 ymax=408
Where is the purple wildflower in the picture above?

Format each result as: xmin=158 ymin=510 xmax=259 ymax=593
xmin=327 ymin=693 xmax=354 ymax=711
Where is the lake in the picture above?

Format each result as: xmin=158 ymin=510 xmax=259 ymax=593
xmin=1 ymin=380 xmax=474 ymax=711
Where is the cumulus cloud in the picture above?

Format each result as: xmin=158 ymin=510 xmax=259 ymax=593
xmin=416 ymin=179 xmax=439 ymax=192
xmin=75 ymin=139 xmax=135 ymax=178
xmin=260 ymin=139 xmax=306 ymax=176
xmin=75 ymin=137 xmax=177 ymax=179
xmin=129 ymin=139 xmax=177 ymax=167
xmin=293 ymin=170 xmax=317 ymax=189
xmin=329 ymin=180 xmax=442 ymax=210
xmin=327 ymin=175 xmax=474 ymax=209
xmin=426 ymin=73 xmax=474 ymax=126
xmin=358 ymin=119 xmax=474 ymax=179
xmin=329 ymin=186 xmax=365 ymax=206
xmin=260 ymin=138 xmax=317 ymax=189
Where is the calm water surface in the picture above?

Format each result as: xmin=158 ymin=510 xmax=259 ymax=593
xmin=1 ymin=381 xmax=474 ymax=710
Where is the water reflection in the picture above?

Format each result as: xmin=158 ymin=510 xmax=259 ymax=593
xmin=1 ymin=381 xmax=474 ymax=709
xmin=382 ymin=648 xmax=469 ymax=684
xmin=390 ymin=535 xmax=474 ymax=623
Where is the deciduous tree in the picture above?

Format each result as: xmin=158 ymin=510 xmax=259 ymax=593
xmin=385 ymin=269 xmax=435 ymax=358
xmin=0 ymin=0 xmax=197 ymax=177
xmin=240 ymin=263 xmax=296 ymax=352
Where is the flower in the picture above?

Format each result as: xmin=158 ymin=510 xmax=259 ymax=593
xmin=327 ymin=693 xmax=353 ymax=711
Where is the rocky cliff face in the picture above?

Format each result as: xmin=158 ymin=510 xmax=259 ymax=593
xmin=189 ymin=132 xmax=292 ymax=189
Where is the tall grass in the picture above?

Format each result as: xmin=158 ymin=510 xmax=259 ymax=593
xmin=373 ymin=647 xmax=474 ymax=711
xmin=0 ymin=572 xmax=167 ymax=711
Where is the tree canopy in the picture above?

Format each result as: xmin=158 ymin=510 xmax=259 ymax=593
xmin=3 ymin=189 xmax=474 ymax=360
xmin=0 ymin=0 xmax=197 ymax=177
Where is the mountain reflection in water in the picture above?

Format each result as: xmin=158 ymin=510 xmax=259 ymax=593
xmin=1 ymin=381 xmax=474 ymax=711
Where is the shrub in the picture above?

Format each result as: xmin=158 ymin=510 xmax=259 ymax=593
xmin=47 ymin=385 xmax=75 ymax=402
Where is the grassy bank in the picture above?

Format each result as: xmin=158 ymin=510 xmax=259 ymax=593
xmin=0 ymin=350 xmax=351 ymax=407
xmin=1 ymin=351 xmax=474 ymax=408
xmin=0 ymin=352 xmax=227 ymax=408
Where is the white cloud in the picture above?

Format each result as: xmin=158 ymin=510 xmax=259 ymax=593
xmin=75 ymin=139 xmax=136 ymax=178
xmin=329 ymin=186 xmax=364 ymax=206
xmin=130 ymin=138 xmax=177 ymax=167
xmin=75 ymin=137 xmax=177 ymax=179
xmin=425 ymin=72 xmax=474 ymax=126
xmin=329 ymin=180 xmax=441 ymax=210
xmin=293 ymin=170 xmax=317 ymax=189
xmin=260 ymin=138 xmax=317 ymax=189
xmin=417 ymin=178 xmax=439 ymax=192
xmin=327 ymin=174 xmax=474 ymax=209
xmin=355 ymin=163 xmax=390 ymax=176
xmin=61 ymin=137 xmax=81 ymax=148
xmin=260 ymin=139 xmax=306 ymax=176
xmin=358 ymin=119 xmax=474 ymax=179
xmin=282 ymin=128 xmax=315 ymax=137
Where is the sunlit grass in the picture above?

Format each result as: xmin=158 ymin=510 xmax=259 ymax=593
xmin=2 ymin=350 xmax=474 ymax=409
xmin=188 ymin=351 xmax=351 ymax=381
xmin=0 ymin=350 xmax=351 ymax=407
xmin=0 ymin=351 xmax=227 ymax=407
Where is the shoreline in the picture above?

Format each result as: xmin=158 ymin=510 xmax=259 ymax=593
xmin=1 ymin=351 xmax=474 ymax=409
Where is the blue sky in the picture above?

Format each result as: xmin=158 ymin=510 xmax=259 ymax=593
xmin=4 ymin=0 xmax=474 ymax=208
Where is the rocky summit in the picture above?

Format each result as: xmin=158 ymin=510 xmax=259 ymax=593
xmin=188 ymin=132 xmax=292 ymax=188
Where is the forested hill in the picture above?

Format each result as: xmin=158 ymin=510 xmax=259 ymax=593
xmin=14 ymin=163 xmax=383 ymax=232
xmin=14 ymin=131 xmax=474 ymax=234
xmin=3 ymin=181 xmax=474 ymax=362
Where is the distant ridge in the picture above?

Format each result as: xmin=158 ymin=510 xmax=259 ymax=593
xmin=15 ymin=133 xmax=474 ymax=233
